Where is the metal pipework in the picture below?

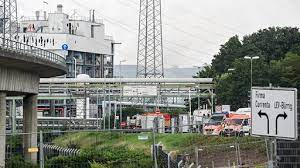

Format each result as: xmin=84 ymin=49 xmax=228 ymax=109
xmin=40 ymin=78 xmax=214 ymax=84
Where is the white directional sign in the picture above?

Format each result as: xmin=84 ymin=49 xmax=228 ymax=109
xmin=123 ymin=85 xmax=157 ymax=97
xmin=251 ymin=87 xmax=297 ymax=140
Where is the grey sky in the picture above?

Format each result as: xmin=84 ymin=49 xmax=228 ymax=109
xmin=18 ymin=0 xmax=300 ymax=68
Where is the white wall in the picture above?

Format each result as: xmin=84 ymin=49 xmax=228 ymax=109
xmin=48 ymin=13 xmax=69 ymax=34
xmin=19 ymin=8 xmax=113 ymax=56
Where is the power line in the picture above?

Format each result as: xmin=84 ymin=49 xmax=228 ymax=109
xmin=71 ymin=0 xmax=214 ymax=64
xmin=73 ymin=0 xmax=218 ymax=53
xmin=122 ymin=0 xmax=243 ymax=36
xmin=114 ymin=0 xmax=226 ymax=45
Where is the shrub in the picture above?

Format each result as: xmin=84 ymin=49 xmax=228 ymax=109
xmin=6 ymin=155 xmax=38 ymax=168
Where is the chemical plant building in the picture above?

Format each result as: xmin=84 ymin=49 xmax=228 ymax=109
xmin=19 ymin=4 xmax=114 ymax=78
xmin=18 ymin=5 xmax=116 ymax=118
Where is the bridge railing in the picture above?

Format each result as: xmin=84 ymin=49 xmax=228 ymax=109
xmin=0 ymin=37 xmax=66 ymax=67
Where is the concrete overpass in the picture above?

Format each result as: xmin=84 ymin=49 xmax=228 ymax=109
xmin=0 ymin=38 xmax=67 ymax=166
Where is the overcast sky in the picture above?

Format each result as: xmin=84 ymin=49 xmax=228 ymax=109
xmin=18 ymin=0 xmax=300 ymax=68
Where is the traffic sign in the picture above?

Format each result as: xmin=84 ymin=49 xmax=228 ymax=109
xmin=215 ymin=105 xmax=222 ymax=112
xmin=62 ymin=44 xmax=69 ymax=51
xmin=251 ymin=87 xmax=297 ymax=140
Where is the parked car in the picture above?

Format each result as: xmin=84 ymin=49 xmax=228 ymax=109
xmin=221 ymin=114 xmax=251 ymax=136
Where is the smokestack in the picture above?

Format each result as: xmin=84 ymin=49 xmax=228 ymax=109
xmin=43 ymin=11 xmax=47 ymax=20
xmin=92 ymin=10 xmax=95 ymax=23
xmin=35 ymin=11 xmax=40 ymax=20
xmin=57 ymin=4 xmax=63 ymax=13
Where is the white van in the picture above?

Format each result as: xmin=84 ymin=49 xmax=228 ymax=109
xmin=235 ymin=108 xmax=251 ymax=116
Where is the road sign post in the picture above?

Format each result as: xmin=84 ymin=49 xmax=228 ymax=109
xmin=251 ymin=87 xmax=298 ymax=140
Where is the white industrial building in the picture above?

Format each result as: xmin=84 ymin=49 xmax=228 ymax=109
xmin=17 ymin=4 xmax=118 ymax=118
xmin=19 ymin=4 xmax=115 ymax=78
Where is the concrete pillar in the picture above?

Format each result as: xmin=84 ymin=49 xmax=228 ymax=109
xmin=23 ymin=94 xmax=38 ymax=164
xmin=0 ymin=92 xmax=6 ymax=167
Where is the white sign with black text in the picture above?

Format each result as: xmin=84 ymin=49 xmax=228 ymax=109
xmin=123 ymin=85 xmax=158 ymax=97
xmin=251 ymin=87 xmax=297 ymax=140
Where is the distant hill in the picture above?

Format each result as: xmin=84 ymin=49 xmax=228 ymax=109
xmin=114 ymin=65 xmax=201 ymax=78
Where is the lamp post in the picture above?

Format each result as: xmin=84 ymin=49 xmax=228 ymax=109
xmin=244 ymin=56 xmax=260 ymax=88
xmin=119 ymin=59 xmax=126 ymax=128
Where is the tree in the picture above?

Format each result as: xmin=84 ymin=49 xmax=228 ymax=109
xmin=215 ymin=58 xmax=270 ymax=111
xmin=271 ymin=52 xmax=300 ymax=95
xmin=241 ymin=27 xmax=300 ymax=63
xmin=195 ymin=65 xmax=216 ymax=78
xmin=212 ymin=35 xmax=242 ymax=75
xmin=195 ymin=26 xmax=300 ymax=110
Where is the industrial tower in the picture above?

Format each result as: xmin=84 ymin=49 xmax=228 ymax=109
xmin=0 ymin=0 xmax=18 ymax=44
xmin=136 ymin=0 xmax=164 ymax=78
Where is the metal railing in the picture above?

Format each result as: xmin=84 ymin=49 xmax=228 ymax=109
xmin=70 ymin=16 xmax=103 ymax=24
xmin=0 ymin=37 xmax=66 ymax=67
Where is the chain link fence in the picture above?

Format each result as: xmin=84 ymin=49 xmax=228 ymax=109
xmin=155 ymin=139 xmax=268 ymax=168
xmin=4 ymin=129 xmax=155 ymax=168
xmin=193 ymin=140 xmax=268 ymax=168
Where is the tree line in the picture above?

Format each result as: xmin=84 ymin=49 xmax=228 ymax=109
xmin=196 ymin=27 xmax=300 ymax=111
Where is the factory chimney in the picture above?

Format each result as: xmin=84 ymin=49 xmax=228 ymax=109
xmin=57 ymin=4 xmax=63 ymax=13
xmin=35 ymin=11 xmax=40 ymax=20
xmin=43 ymin=11 xmax=47 ymax=20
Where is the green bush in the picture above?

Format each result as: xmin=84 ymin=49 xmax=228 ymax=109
xmin=45 ymin=146 xmax=152 ymax=168
xmin=90 ymin=161 xmax=108 ymax=168
xmin=6 ymin=155 xmax=38 ymax=168
xmin=45 ymin=155 xmax=90 ymax=168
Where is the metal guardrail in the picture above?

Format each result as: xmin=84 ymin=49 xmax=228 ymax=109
xmin=0 ymin=37 xmax=66 ymax=67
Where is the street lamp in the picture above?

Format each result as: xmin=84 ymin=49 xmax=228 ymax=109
xmin=244 ymin=56 xmax=260 ymax=88
xmin=119 ymin=59 xmax=127 ymax=128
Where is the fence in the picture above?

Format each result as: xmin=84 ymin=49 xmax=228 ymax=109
xmin=155 ymin=139 xmax=268 ymax=168
xmin=276 ymin=99 xmax=300 ymax=167
xmin=156 ymin=145 xmax=192 ymax=168
xmin=4 ymin=129 xmax=154 ymax=168
xmin=0 ymin=37 xmax=66 ymax=67
xmin=195 ymin=140 xmax=267 ymax=167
